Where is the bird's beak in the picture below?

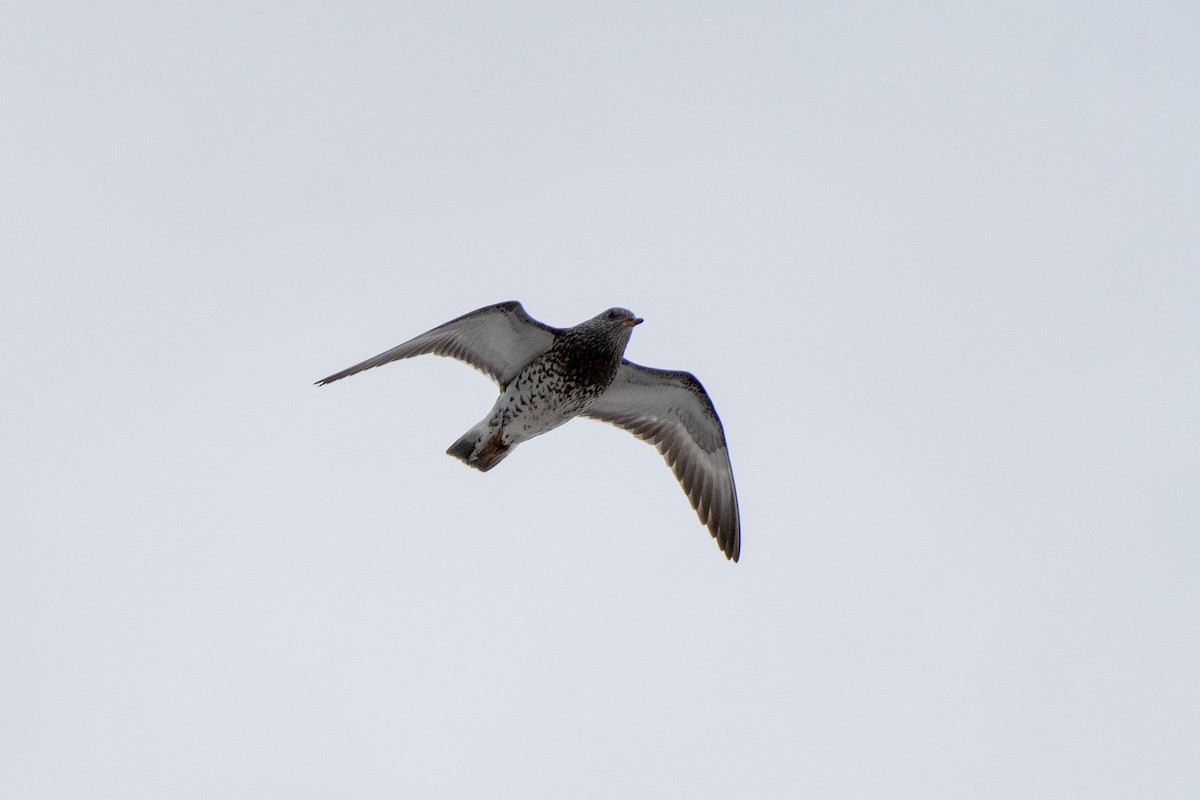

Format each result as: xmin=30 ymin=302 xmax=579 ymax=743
xmin=624 ymin=317 xmax=644 ymax=328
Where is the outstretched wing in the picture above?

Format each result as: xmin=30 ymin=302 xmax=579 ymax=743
xmin=583 ymin=360 xmax=741 ymax=561
xmin=316 ymin=301 xmax=560 ymax=387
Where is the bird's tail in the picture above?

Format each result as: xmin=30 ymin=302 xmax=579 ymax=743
xmin=446 ymin=423 xmax=512 ymax=472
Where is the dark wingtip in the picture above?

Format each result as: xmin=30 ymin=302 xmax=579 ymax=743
xmin=315 ymin=370 xmax=350 ymax=386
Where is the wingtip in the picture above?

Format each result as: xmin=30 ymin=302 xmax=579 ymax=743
xmin=315 ymin=370 xmax=350 ymax=386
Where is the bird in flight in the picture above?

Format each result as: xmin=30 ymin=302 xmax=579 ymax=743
xmin=316 ymin=301 xmax=740 ymax=561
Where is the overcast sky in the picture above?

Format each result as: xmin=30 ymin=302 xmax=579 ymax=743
xmin=2 ymin=2 xmax=1197 ymax=798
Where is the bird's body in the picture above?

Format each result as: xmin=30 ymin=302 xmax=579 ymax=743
xmin=317 ymin=301 xmax=741 ymax=561
xmin=443 ymin=317 xmax=631 ymax=471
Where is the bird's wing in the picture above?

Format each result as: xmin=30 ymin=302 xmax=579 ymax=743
xmin=316 ymin=301 xmax=560 ymax=387
xmin=583 ymin=360 xmax=741 ymax=561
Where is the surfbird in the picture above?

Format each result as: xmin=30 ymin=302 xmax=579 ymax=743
xmin=317 ymin=301 xmax=741 ymax=561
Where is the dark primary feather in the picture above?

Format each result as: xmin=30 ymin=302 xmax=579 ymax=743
xmin=315 ymin=301 xmax=560 ymax=387
xmin=583 ymin=360 xmax=741 ymax=561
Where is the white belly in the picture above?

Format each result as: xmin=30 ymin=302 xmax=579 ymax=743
xmin=487 ymin=362 xmax=600 ymax=445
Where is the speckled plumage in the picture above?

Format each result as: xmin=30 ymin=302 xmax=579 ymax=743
xmin=317 ymin=301 xmax=741 ymax=561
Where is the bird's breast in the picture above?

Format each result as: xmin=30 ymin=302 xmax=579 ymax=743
xmin=489 ymin=353 xmax=613 ymax=442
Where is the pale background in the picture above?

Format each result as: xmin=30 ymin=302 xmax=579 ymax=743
xmin=2 ymin=2 xmax=1197 ymax=798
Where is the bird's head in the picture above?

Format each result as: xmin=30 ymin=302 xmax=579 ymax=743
xmin=596 ymin=307 xmax=643 ymax=329
xmin=575 ymin=307 xmax=643 ymax=355
xmin=596 ymin=307 xmax=643 ymax=346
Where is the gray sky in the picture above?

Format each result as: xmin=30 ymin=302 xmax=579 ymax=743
xmin=2 ymin=2 xmax=1197 ymax=798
